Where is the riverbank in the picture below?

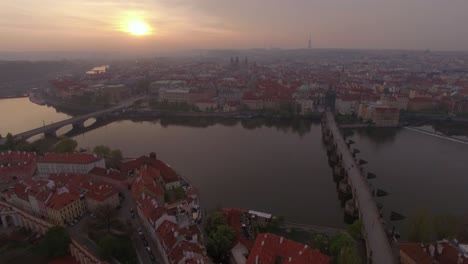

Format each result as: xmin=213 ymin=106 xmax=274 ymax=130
xmin=404 ymin=126 xmax=468 ymax=144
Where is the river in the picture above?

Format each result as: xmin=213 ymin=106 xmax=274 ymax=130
xmin=2 ymin=98 xmax=468 ymax=233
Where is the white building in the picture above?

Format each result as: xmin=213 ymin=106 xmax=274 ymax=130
xmin=158 ymin=87 xmax=191 ymax=104
xmin=37 ymin=153 xmax=105 ymax=177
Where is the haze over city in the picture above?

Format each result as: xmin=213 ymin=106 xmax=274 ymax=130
xmin=1 ymin=0 xmax=468 ymax=58
xmin=2 ymin=1 xmax=468 ymax=264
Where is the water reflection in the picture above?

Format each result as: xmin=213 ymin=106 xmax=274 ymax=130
xmin=140 ymin=116 xmax=318 ymax=137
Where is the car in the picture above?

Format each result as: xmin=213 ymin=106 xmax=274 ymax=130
xmin=143 ymin=239 xmax=148 ymax=246
xmin=149 ymin=254 xmax=155 ymax=261
xmin=145 ymin=246 xmax=151 ymax=252
xmin=137 ymin=228 xmax=143 ymax=235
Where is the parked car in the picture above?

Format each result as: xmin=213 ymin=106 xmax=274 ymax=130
xmin=145 ymin=246 xmax=151 ymax=252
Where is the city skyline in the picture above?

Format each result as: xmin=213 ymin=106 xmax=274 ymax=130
xmin=1 ymin=0 xmax=468 ymax=56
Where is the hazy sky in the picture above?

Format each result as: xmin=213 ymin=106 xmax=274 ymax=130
xmin=1 ymin=0 xmax=468 ymax=53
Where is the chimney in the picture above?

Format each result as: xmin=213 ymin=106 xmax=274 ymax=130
xmin=429 ymin=244 xmax=435 ymax=257
xmin=280 ymin=237 xmax=284 ymax=244
xmin=255 ymin=255 xmax=259 ymax=264
xmin=437 ymin=243 xmax=444 ymax=255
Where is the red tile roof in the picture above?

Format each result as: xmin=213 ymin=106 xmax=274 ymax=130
xmin=89 ymin=167 xmax=127 ymax=182
xmin=223 ymin=208 xmax=254 ymax=249
xmin=246 ymin=233 xmax=330 ymax=264
xmin=157 ymin=220 xmax=179 ymax=251
xmin=46 ymin=189 xmax=81 ymax=210
xmin=400 ymin=242 xmax=468 ymax=264
xmin=123 ymin=156 xmax=179 ymax=184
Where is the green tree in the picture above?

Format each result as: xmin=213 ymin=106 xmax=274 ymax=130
xmin=434 ymin=213 xmax=458 ymax=240
xmin=53 ymin=137 xmax=77 ymax=153
xmin=173 ymin=186 xmax=186 ymax=200
xmin=110 ymin=149 xmax=122 ymax=162
xmin=205 ymin=211 xmax=236 ymax=263
xmin=93 ymin=145 xmax=123 ymax=168
xmin=93 ymin=145 xmax=111 ymax=157
xmin=311 ymin=233 xmax=330 ymax=255
xmin=206 ymin=225 xmax=235 ymax=263
xmin=39 ymin=226 xmax=70 ymax=259
xmin=409 ymin=209 xmax=434 ymax=243
xmin=15 ymin=142 xmax=35 ymax=152
xmin=337 ymin=246 xmax=360 ymax=264
xmin=4 ymin=133 xmax=15 ymax=150
xmin=329 ymin=232 xmax=355 ymax=258
xmin=98 ymin=234 xmax=119 ymax=258
xmin=347 ymin=220 xmax=363 ymax=240
xmin=205 ymin=211 xmax=226 ymax=235
xmin=94 ymin=205 xmax=118 ymax=232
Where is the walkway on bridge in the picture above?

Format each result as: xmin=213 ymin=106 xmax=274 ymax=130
xmin=324 ymin=111 xmax=395 ymax=264
xmin=0 ymin=95 xmax=144 ymax=144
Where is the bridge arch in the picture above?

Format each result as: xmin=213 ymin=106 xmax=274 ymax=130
xmin=0 ymin=214 xmax=15 ymax=228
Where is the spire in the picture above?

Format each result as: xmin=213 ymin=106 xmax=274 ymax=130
xmin=308 ymin=32 xmax=312 ymax=49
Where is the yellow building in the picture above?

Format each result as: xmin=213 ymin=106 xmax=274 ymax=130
xmin=46 ymin=190 xmax=86 ymax=225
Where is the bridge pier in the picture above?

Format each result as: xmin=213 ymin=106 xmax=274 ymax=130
xmin=322 ymin=111 xmax=396 ymax=264
xmin=44 ymin=129 xmax=57 ymax=138
xmin=72 ymin=121 xmax=85 ymax=130
xmin=344 ymin=199 xmax=359 ymax=219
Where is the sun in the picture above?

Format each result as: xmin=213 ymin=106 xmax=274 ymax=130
xmin=127 ymin=20 xmax=151 ymax=36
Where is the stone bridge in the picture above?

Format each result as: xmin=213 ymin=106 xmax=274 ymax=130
xmin=321 ymin=111 xmax=396 ymax=264
xmin=0 ymin=95 xmax=144 ymax=144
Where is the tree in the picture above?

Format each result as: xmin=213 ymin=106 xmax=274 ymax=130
xmin=98 ymin=234 xmax=119 ymax=258
xmin=409 ymin=209 xmax=434 ymax=243
xmin=329 ymin=232 xmax=355 ymax=258
xmin=311 ymin=233 xmax=330 ymax=255
xmin=3 ymin=133 xmax=15 ymax=150
xmin=206 ymin=225 xmax=235 ymax=263
xmin=94 ymin=205 xmax=119 ymax=232
xmin=93 ymin=145 xmax=111 ymax=157
xmin=173 ymin=186 xmax=185 ymax=200
xmin=205 ymin=211 xmax=226 ymax=235
xmin=93 ymin=145 xmax=123 ymax=168
xmin=337 ymin=246 xmax=360 ymax=264
xmin=53 ymin=137 xmax=77 ymax=153
xmin=347 ymin=220 xmax=363 ymax=240
xmin=39 ymin=226 xmax=70 ymax=259
xmin=110 ymin=149 xmax=122 ymax=162
xmin=98 ymin=235 xmax=137 ymax=264
xmin=205 ymin=211 xmax=235 ymax=263
xmin=434 ymin=213 xmax=458 ymax=240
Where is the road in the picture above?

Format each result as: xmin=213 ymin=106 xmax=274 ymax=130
xmin=66 ymin=188 xmax=164 ymax=264
xmin=325 ymin=112 xmax=395 ymax=264
xmin=119 ymin=189 xmax=165 ymax=264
